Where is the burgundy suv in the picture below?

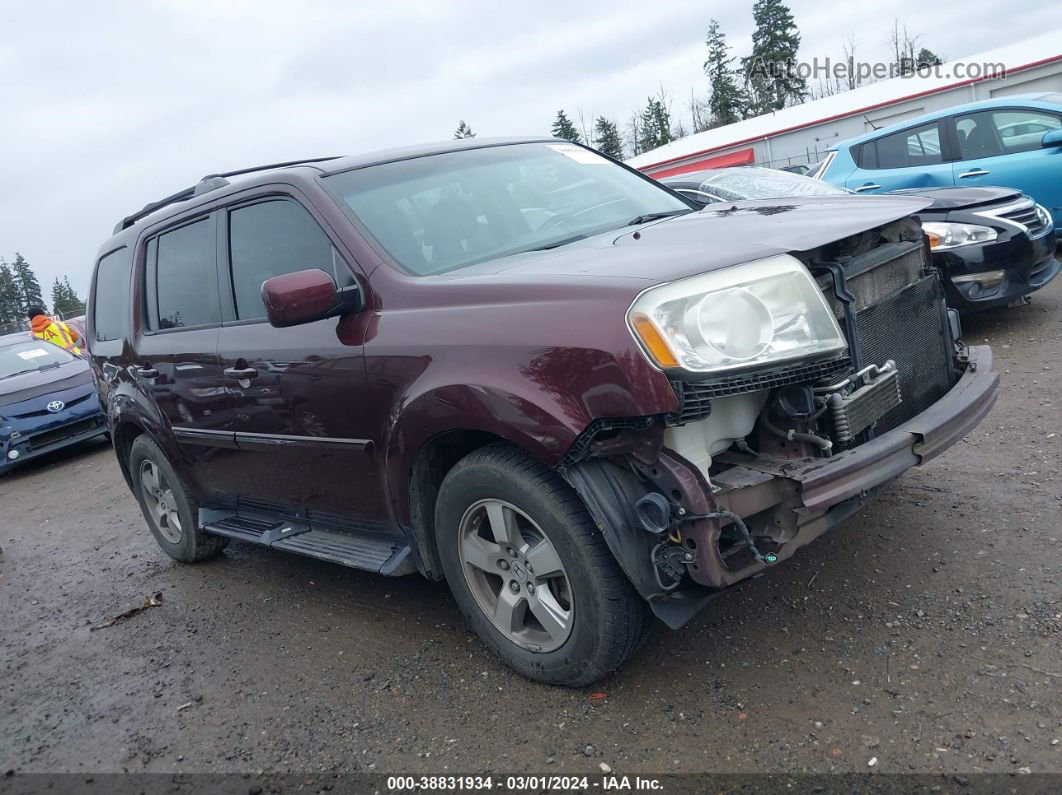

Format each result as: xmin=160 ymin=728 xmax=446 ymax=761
xmin=88 ymin=138 xmax=998 ymax=685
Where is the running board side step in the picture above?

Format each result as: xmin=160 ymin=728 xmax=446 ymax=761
xmin=199 ymin=508 xmax=416 ymax=575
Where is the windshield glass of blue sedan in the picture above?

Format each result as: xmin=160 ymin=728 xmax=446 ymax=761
xmin=0 ymin=342 xmax=76 ymax=380
xmin=325 ymin=142 xmax=689 ymax=275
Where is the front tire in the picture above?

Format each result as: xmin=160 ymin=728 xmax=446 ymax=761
xmin=129 ymin=435 xmax=227 ymax=563
xmin=435 ymin=444 xmax=650 ymax=686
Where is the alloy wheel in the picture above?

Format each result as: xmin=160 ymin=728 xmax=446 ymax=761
xmin=457 ymin=499 xmax=574 ymax=652
xmin=139 ymin=459 xmax=183 ymax=544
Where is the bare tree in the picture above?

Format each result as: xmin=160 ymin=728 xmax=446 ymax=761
xmin=842 ymin=34 xmax=860 ymax=90
xmin=577 ymin=107 xmax=592 ymax=147
xmin=889 ymin=20 xmax=925 ymax=76
xmin=625 ymin=110 xmax=642 ymax=156
xmin=689 ymin=88 xmax=711 ymax=134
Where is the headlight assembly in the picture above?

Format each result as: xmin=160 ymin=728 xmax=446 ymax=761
xmin=922 ymin=222 xmax=997 ymax=250
xmin=628 ymin=255 xmax=848 ymax=375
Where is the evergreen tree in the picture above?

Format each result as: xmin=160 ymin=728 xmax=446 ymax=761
xmin=741 ymin=0 xmax=806 ymax=116
xmin=703 ymin=19 xmax=745 ymax=127
xmin=63 ymin=277 xmax=86 ymax=316
xmin=453 ymin=120 xmax=476 ymax=139
xmin=0 ymin=261 xmax=22 ymax=327
xmin=52 ymin=277 xmax=86 ymax=317
xmin=637 ymin=96 xmax=675 ymax=153
xmin=592 ymin=117 xmax=623 ymax=159
xmin=51 ymin=278 xmax=64 ymax=315
xmin=11 ymin=252 xmax=44 ymax=311
xmin=915 ymin=47 xmax=942 ymax=70
xmin=551 ymin=110 xmax=581 ymax=143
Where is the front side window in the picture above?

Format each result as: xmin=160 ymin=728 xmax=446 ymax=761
xmin=955 ymin=112 xmax=1004 ymax=159
xmin=325 ymin=142 xmax=690 ymax=276
xmin=149 ymin=218 xmax=220 ymax=330
xmin=989 ymin=109 xmax=1060 ymax=154
xmin=873 ymin=122 xmax=943 ymax=169
xmin=227 ymin=199 xmax=345 ymax=321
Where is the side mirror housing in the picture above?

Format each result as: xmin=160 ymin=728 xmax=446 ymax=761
xmin=1041 ymin=128 xmax=1062 ymax=148
xmin=261 ymin=269 xmax=364 ymax=328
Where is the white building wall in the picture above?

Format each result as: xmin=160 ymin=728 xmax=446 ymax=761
xmin=629 ymin=34 xmax=1062 ymax=176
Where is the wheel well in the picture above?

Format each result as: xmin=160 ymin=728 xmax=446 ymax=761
xmin=408 ymin=430 xmax=508 ymax=580
xmin=111 ymin=420 xmax=144 ymax=491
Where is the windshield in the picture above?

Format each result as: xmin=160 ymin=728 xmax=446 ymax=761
xmin=0 ymin=340 xmax=76 ymax=380
xmin=699 ymin=167 xmax=851 ymax=201
xmin=325 ymin=142 xmax=691 ymax=275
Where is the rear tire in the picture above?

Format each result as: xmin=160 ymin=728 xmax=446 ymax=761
xmin=129 ymin=435 xmax=227 ymax=563
xmin=435 ymin=443 xmax=650 ymax=686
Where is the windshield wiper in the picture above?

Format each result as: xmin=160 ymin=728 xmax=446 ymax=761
xmin=0 ymin=369 xmax=37 ymax=381
xmin=522 ymin=233 xmax=589 ymax=253
xmin=625 ymin=209 xmax=692 ymax=226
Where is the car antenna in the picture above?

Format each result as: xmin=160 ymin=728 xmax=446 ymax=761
xmin=863 ymin=115 xmax=880 ymax=131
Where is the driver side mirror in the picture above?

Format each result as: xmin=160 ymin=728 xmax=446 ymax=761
xmin=261 ymin=268 xmax=364 ymax=328
xmin=1041 ymin=128 xmax=1062 ymax=148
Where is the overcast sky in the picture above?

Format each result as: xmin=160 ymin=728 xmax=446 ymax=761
xmin=0 ymin=1 xmax=1052 ymax=301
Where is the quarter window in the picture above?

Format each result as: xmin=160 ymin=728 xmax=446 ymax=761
xmin=227 ymin=200 xmax=345 ymax=321
xmin=149 ymin=218 xmax=220 ymax=330
xmin=92 ymin=247 xmax=129 ymax=341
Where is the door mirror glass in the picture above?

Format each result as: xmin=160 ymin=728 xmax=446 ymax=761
xmin=261 ymin=268 xmax=361 ymax=328
xmin=1042 ymin=128 xmax=1062 ymax=148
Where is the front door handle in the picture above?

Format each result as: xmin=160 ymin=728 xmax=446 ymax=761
xmin=959 ymin=169 xmax=991 ymax=178
xmin=854 ymin=183 xmax=882 ymax=192
xmin=224 ymin=366 xmax=259 ymax=380
xmin=137 ymin=366 xmax=159 ymax=379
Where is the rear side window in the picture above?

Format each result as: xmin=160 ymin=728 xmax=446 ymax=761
xmin=869 ymin=122 xmax=942 ymax=169
xmin=92 ymin=248 xmax=129 ymax=341
xmin=148 ymin=218 xmax=220 ymax=330
xmin=227 ymin=199 xmax=344 ymax=321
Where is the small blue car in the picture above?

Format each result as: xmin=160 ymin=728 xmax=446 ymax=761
xmin=819 ymin=93 xmax=1062 ymax=227
xmin=0 ymin=333 xmax=107 ymax=474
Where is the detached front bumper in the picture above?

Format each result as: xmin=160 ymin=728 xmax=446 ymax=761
xmin=788 ymin=345 xmax=997 ymax=511
xmin=681 ymin=346 xmax=998 ymax=589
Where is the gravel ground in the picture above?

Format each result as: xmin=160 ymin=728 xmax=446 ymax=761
xmin=1 ymin=278 xmax=1060 ymax=779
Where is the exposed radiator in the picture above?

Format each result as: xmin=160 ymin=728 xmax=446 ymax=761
xmin=850 ymin=274 xmax=952 ymax=434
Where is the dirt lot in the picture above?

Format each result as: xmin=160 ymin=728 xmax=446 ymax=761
xmin=2 ymin=280 xmax=1060 ymax=780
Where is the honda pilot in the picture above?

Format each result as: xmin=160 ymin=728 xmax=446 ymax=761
xmin=87 ymin=138 xmax=998 ymax=686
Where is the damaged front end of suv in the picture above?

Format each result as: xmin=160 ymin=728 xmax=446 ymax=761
xmin=560 ymin=205 xmax=998 ymax=629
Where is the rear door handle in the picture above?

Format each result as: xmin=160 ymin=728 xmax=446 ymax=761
xmin=137 ymin=366 xmax=159 ymax=379
xmin=959 ymin=169 xmax=991 ymax=178
xmin=854 ymin=183 xmax=882 ymax=192
xmin=224 ymin=366 xmax=259 ymax=380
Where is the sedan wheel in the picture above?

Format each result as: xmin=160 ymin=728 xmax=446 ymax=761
xmin=458 ymin=499 xmax=574 ymax=652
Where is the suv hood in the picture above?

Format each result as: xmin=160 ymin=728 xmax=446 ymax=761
xmin=445 ymin=195 xmax=931 ymax=284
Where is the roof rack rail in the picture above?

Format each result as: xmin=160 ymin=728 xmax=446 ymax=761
xmin=114 ymin=156 xmax=343 ymax=234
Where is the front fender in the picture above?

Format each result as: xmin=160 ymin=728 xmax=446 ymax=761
xmin=385 ymin=381 xmax=585 ymax=527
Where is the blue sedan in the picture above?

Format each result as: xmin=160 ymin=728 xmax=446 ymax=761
xmin=819 ymin=93 xmax=1062 ymax=228
xmin=0 ymin=334 xmax=107 ymax=474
